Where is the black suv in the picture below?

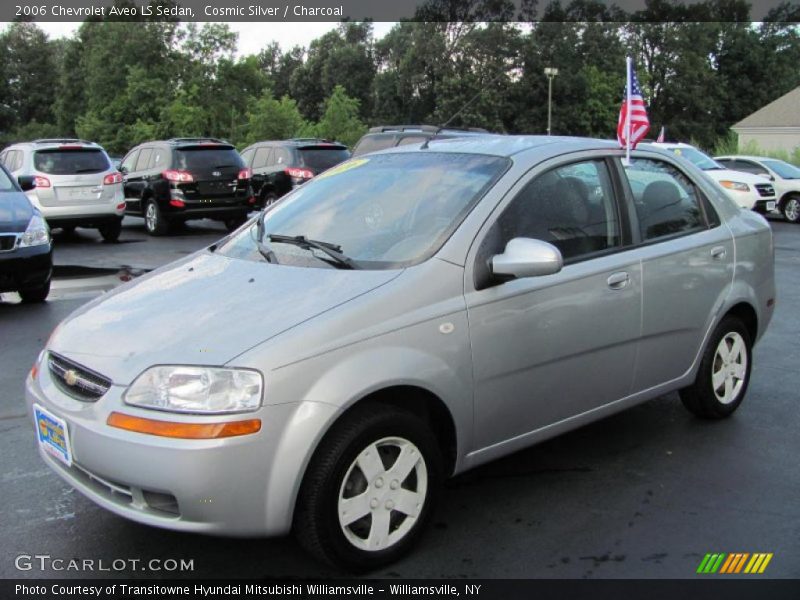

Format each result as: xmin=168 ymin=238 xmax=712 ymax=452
xmin=119 ymin=138 xmax=254 ymax=236
xmin=240 ymin=139 xmax=350 ymax=207
xmin=351 ymin=125 xmax=490 ymax=157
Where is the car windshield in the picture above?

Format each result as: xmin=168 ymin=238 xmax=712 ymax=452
xmin=299 ymin=147 xmax=351 ymax=171
xmin=667 ymin=147 xmax=722 ymax=170
xmin=34 ymin=148 xmax=110 ymax=175
xmin=762 ymin=159 xmax=800 ymax=179
xmin=218 ymin=152 xmax=509 ymax=269
xmin=175 ymin=147 xmax=244 ymax=170
xmin=0 ymin=168 xmax=14 ymax=191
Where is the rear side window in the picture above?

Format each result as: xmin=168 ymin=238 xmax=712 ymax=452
xmin=299 ymin=147 xmax=351 ymax=171
xmin=273 ymin=147 xmax=291 ymax=166
xmin=34 ymin=148 xmax=109 ymax=175
xmin=623 ymin=158 xmax=706 ymax=241
xmin=253 ymin=147 xmax=272 ymax=169
xmin=135 ymin=148 xmax=153 ymax=171
xmin=149 ymin=148 xmax=169 ymax=169
xmin=352 ymin=134 xmax=397 ymax=156
xmin=175 ymin=147 xmax=244 ymax=170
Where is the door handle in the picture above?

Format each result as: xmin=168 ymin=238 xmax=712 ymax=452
xmin=711 ymin=246 xmax=727 ymax=260
xmin=607 ymin=271 xmax=630 ymax=290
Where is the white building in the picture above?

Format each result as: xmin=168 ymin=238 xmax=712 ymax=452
xmin=732 ymin=86 xmax=800 ymax=153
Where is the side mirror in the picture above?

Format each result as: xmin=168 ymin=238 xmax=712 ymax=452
xmin=118 ymin=165 xmax=128 ymax=174
xmin=18 ymin=176 xmax=36 ymax=192
xmin=491 ymin=238 xmax=563 ymax=280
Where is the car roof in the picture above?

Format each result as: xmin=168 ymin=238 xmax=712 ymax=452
xmin=371 ymin=134 xmax=621 ymax=158
xmin=715 ymin=155 xmax=782 ymax=162
xmin=8 ymin=139 xmax=104 ymax=150
xmin=244 ymin=138 xmax=348 ymax=150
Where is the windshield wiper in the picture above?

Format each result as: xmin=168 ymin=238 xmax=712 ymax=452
xmin=267 ymin=233 xmax=357 ymax=270
xmin=252 ymin=212 xmax=278 ymax=264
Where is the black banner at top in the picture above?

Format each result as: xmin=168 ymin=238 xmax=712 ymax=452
xmin=3 ymin=0 xmax=800 ymax=23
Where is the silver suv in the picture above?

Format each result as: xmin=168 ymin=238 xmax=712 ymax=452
xmin=1 ymin=139 xmax=125 ymax=241
xmin=26 ymin=136 xmax=775 ymax=570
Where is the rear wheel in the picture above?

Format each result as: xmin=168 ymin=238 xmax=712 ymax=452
xmin=99 ymin=218 xmax=122 ymax=242
xmin=19 ymin=281 xmax=50 ymax=303
xmin=144 ymin=200 xmax=169 ymax=236
xmin=261 ymin=191 xmax=278 ymax=209
xmin=224 ymin=215 xmax=247 ymax=232
xmin=294 ymin=404 xmax=443 ymax=571
xmin=679 ymin=316 xmax=752 ymax=419
xmin=782 ymin=196 xmax=800 ymax=223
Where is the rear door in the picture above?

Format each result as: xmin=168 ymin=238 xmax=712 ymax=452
xmin=618 ymin=154 xmax=734 ymax=392
xmin=32 ymin=146 xmax=111 ymax=208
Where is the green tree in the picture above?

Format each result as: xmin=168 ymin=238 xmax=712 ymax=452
xmin=312 ymin=86 xmax=368 ymax=147
xmin=242 ymin=92 xmax=307 ymax=145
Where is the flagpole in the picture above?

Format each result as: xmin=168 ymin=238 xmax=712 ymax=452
xmin=625 ymin=56 xmax=632 ymax=166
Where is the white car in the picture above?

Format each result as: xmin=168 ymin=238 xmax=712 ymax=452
xmin=0 ymin=139 xmax=125 ymax=241
xmin=714 ymin=155 xmax=800 ymax=224
xmin=649 ymin=143 xmax=777 ymax=213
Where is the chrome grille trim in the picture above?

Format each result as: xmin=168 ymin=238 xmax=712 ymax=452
xmin=48 ymin=352 xmax=112 ymax=401
xmin=755 ymin=184 xmax=775 ymax=198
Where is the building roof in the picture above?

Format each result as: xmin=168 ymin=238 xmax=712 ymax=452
xmin=733 ymin=87 xmax=800 ymax=129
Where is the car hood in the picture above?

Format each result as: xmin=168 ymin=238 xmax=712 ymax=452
xmin=0 ymin=192 xmax=34 ymax=233
xmin=702 ymin=168 xmax=771 ymax=186
xmin=49 ymin=251 xmax=402 ymax=385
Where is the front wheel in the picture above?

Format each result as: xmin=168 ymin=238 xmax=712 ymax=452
xmin=224 ymin=216 xmax=247 ymax=232
xmin=782 ymin=196 xmax=800 ymax=224
xmin=19 ymin=281 xmax=50 ymax=303
xmin=294 ymin=404 xmax=443 ymax=571
xmin=679 ymin=316 xmax=752 ymax=419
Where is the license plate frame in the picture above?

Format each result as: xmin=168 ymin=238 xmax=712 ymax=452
xmin=766 ymin=201 xmax=776 ymax=212
xmin=33 ymin=404 xmax=73 ymax=467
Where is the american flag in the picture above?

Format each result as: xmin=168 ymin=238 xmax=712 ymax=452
xmin=617 ymin=62 xmax=650 ymax=150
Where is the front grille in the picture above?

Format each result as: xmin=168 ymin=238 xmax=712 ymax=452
xmin=755 ymin=183 xmax=775 ymax=198
xmin=0 ymin=233 xmax=17 ymax=252
xmin=48 ymin=352 xmax=112 ymax=401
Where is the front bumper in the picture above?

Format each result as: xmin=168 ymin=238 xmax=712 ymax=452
xmin=25 ymin=358 xmax=339 ymax=536
xmin=0 ymin=244 xmax=52 ymax=293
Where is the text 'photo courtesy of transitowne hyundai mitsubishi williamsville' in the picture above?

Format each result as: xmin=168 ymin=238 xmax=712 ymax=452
xmin=26 ymin=135 xmax=775 ymax=570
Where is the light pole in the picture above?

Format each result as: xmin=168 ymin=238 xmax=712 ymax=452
xmin=544 ymin=67 xmax=559 ymax=136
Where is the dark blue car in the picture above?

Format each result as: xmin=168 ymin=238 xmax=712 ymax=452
xmin=0 ymin=164 xmax=52 ymax=302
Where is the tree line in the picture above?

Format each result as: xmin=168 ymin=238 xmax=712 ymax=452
xmin=1 ymin=0 xmax=799 ymax=155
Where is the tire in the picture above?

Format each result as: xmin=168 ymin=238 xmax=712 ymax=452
xmin=224 ymin=216 xmax=247 ymax=232
xmin=782 ymin=196 xmax=800 ymax=224
xmin=99 ymin=218 xmax=122 ymax=243
xmin=294 ymin=403 xmax=443 ymax=571
xmin=679 ymin=316 xmax=752 ymax=419
xmin=60 ymin=225 xmax=76 ymax=236
xmin=261 ymin=191 xmax=278 ymax=209
xmin=19 ymin=281 xmax=50 ymax=303
xmin=143 ymin=200 xmax=169 ymax=236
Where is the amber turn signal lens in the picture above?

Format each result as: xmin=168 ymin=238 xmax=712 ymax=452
xmin=30 ymin=364 xmax=38 ymax=380
xmin=107 ymin=412 xmax=261 ymax=439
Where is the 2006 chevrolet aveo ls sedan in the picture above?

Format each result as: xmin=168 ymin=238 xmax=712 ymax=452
xmin=26 ymin=136 xmax=775 ymax=570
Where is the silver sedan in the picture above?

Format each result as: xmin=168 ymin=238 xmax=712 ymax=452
xmin=26 ymin=135 xmax=775 ymax=570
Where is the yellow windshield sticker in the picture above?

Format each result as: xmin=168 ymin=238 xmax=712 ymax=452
xmin=316 ymin=158 xmax=369 ymax=180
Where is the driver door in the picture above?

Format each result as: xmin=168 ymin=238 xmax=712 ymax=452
xmin=464 ymin=156 xmax=643 ymax=451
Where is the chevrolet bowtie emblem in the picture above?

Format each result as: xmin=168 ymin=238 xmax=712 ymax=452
xmin=64 ymin=369 xmax=79 ymax=386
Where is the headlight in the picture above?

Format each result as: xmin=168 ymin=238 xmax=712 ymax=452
xmin=719 ymin=181 xmax=750 ymax=192
xmin=124 ymin=366 xmax=263 ymax=414
xmin=18 ymin=213 xmax=50 ymax=247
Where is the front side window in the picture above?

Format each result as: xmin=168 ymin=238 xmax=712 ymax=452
xmin=253 ymin=147 xmax=271 ymax=169
xmin=761 ymin=159 xmax=800 ymax=180
xmin=120 ymin=150 xmax=139 ymax=172
xmin=34 ymin=148 xmax=109 ymax=175
xmin=624 ymin=158 xmax=706 ymax=241
xmin=218 ymin=152 xmax=509 ymax=268
xmin=483 ymin=159 xmax=622 ymax=263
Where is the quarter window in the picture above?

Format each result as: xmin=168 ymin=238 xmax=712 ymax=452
xmin=486 ymin=159 xmax=621 ymax=262
xmin=623 ymin=158 xmax=706 ymax=241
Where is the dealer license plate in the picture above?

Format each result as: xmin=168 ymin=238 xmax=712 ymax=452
xmin=766 ymin=201 xmax=776 ymax=212
xmin=34 ymin=404 xmax=72 ymax=467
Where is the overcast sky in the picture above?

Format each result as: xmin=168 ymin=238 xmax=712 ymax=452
xmin=1 ymin=22 xmax=397 ymax=55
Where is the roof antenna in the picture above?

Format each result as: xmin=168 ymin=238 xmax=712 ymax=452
xmin=420 ymin=70 xmax=507 ymax=150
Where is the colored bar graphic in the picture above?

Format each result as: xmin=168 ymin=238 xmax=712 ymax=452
xmin=719 ymin=554 xmax=736 ymax=574
xmin=706 ymin=552 xmax=774 ymax=575
xmin=697 ymin=554 xmax=713 ymax=573
xmin=734 ymin=553 xmax=749 ymax=573
xmin=758 ymin=553 xmax=773 ymax=573
xmin=710 ymin=553 xmax=726 ymax=573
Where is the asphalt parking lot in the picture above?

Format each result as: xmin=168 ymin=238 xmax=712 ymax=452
xmin=1 ymin=215 xmax=798 ymax=579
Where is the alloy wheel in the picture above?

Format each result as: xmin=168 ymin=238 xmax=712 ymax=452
xmin=712 ymin=332 xmax=747 ymax=405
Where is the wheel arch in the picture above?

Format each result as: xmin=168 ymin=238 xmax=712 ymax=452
xmin=723 ymin=301 xmax=758 ymax=343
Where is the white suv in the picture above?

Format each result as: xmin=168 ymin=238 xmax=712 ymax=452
xmin=0 ymin=139 xmax=125 ymax=241
xmin=715 ymin=155 xmax=800 ymax=223
xmin=649 ymin=142 xmax=777 ymax=213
